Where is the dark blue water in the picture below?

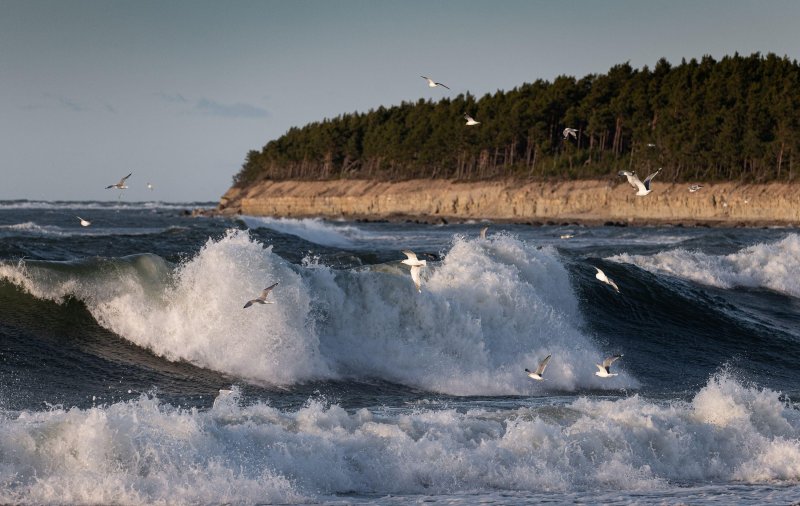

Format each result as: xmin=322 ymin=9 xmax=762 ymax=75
xmin=1 ymin=201 xmax=799 ymax=504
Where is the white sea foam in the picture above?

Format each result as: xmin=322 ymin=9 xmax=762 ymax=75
xmin=0 ymin=230 xmax=629 ymax=393
xmin=1 ymin=375 xmax=798 ymax=504
xmin=241 ymin=216 xmax=360 ymax=248
xmin=0 ymin=200 xmax=213 ymax=210
xmin=611 ymin=234 xmax=800 ymax=297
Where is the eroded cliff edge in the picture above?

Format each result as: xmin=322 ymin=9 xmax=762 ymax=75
xmin=216 ymin=179 xmax=800 ymax=225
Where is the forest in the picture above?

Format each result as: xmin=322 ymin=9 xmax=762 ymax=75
xmin=233 ymin=53 xmax=800 ymax=187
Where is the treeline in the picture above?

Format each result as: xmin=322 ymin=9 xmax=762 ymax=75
xmin=233 ymin=53 xmax=800 ymax=187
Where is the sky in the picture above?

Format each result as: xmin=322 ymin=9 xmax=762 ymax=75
xmin=1 ymin=0 xmax=799 ymax=202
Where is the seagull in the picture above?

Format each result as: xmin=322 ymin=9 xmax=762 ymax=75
xmin=479 ymin=226 xmax=489 ymax=239
xmin=421 ymin=76 xmax=450 ymax=90
xmin=525 ymin=354 xmax=552 ymax=381
xmin=560 ymin=234 xmax=574 ymax=239
xmin=243 ymin=282 xmax=278 ymax=308
xmin=401 ymin=250 xmax=426 ymax=293
xmin=146 ymin=182 xmax=154 ymax=191
xmin=76 ymin=216 xmax=91 ymax=227
xmin=106 ymin=173 xmax=132 ymax=190
xmin=646 ymin=143 xmax=657 ymax=148
xmin=594 ymin=267 xmax=619 ymax=293
xmin=618 ymin=167 xmax=662 ymax=196
xmin=563 ymin=128 xmax=578 ymax=140
xmin=688 ymin=184 xmax=703 ymax=193
xmin=464 ymin=113 xmax=480 ymax=126
xmin=595 ymin=354 xmax=623 ymax=378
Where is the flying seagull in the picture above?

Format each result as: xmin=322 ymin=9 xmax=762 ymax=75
xmin=146 ymin=182 xmax=154 ymax=191
xmin=563 ymin=128 xmax=578 ymax=140
xmin=421 ymin=76 xmax=450 ymax=90
xmin=525 ymin=354 xmax=552 ymax=381
xmin=76 ymin=216 xmax=91 ymax=227
xmin=401 ymin=250 xmax=426 ymax=293
xmin=618 ymin=167 xmax=662 ymax=196
xmin=243 ymin=282 xmax=278 ymax=308
xmin=106 ymin=173 xmax=132 ymax=190
xmin=595 ymin=354 xmax=623 ymax=378
xmin=560 ymin=234 xmax=574 ymax=239
xmin=464 ymin=113 xmax=480 ymax=126
xmin=479 ymin=226 xmax=489 ymax=239
xmin=594 ymin=267 xmax=619 ymax=293
xmin=688 ymin=184 xmax=703 ymax=193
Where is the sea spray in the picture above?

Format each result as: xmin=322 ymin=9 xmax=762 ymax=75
xmin=611 ymin=233 xmax=800 ymax=297
xmin=1 ymin=373 xmax=798 ymax=504
xmin=0 ymin=229 xmax=634 ymax=393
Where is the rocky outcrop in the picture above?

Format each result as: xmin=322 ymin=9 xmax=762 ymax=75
xmin=217 ymin=179 xmax=800 ymax=225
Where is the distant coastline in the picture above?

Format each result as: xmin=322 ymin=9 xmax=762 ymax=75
xmin=214 ymin=178 xmax=800 ymax=227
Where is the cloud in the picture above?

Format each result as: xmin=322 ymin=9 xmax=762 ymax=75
xmin=194 ymin=98 xmax=270 ymax=118
xmin=155 ymin=92 xmax=190 ymax=104
xmin=157 ymin=92 xmax=269 ymax=119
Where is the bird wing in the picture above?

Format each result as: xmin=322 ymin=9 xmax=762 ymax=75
xmin=595 ymin=364 xmax=607 ymax=374
xmin=402 ymin=250 xmax=419 ymax=261
xmin=625 ymin=172 xmax=647 ymax=193
xmin=260 ymin=282 xmax=278 ymax=299
xmin=536 ymin=354 xmax=552 ymax=375
xmin=118 ymin=173 xmax=132 ymax=185
xmin=243 ymin=300 xmax=255 ymax=308
xmin=410 ymin=265 xmax=422 ymax=292
xmin=643 ymin=168 xmax=662 ymax=190
xmin=594 ymin=267 xmax=606 ymax=282
xmin=608 ymin=278 xmax=620 ymax=293
xmin=436 ymin=82 xmax=450 ymax=89
xmin=602 ymin=355 xmax=622 ymax=368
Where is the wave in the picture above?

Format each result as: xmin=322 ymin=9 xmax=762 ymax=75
xmin=240 ymin=216 xmax=360 ymax=248
xmin=0 ymin=230 xmax=624 ymax=394
xmin=0 ymin=221 xmax=191 ymax=239
xmin=0 ymin=200 xmax=214 ymax=211
xmin=611 ymin=233 xmax=800 ymax=297
xmin=1 ymin=374 xmax=798 ymax=504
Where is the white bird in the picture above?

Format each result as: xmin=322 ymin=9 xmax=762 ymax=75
xmin=479 ymin=226 xmax=489 ymax=239
xmin=146 ymin=182 xmax=154 ymax=191
xmin=688 ymin=184 xmax=703 ymax=193
xmin=243 ymin=282 xmax=278 ymax=308
xmin=464 ymin=113 xmax=480 ymax=126
xmin=563 ymin=127 xmax=578 ymax=140
xmin=618 ymin=167 xmax=662 ymax=196
xmin=401 ymin=250 xmax=427 ymax=293
xmin=525 ymin=354 xmax=552 ymax=381
xmin=646 ymin=143 xmax=657 ymax=148
xmin=560 ymin=234 xmax=574 ymax=239
xmin=421 ymin=76 xmax=450 ymax=90
xmin=594 ymin=267 xmax=619 ymax=293
xmin=76 ymin=216 xmax=91 ymax=227
xmin=595 ymin=354 xmax=623 ymax=378
xmin=106 ymin=172 xmax=132 ymax=190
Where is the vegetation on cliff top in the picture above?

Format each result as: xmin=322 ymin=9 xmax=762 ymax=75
xmin=234 ymin=53 xmax=800 ymax=187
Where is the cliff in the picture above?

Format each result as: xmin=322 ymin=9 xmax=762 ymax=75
xmin=216 ymin=179 xmax=800 ymax=226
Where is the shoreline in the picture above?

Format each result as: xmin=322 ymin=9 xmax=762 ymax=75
xmin=212 ymin=178 xmax=800 ymax=227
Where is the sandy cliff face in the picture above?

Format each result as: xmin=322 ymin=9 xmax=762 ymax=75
xmin=218 ymin=179 xmax=800 ymax=225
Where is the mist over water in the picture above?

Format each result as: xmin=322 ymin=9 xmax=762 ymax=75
xmin=1 ymin=203 xmax=799 ymax=504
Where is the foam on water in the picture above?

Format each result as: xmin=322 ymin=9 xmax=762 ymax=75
xmin=0 ymin=200 xmax=213 ymax=210
xmin=611 ymin=234 xmax=800 ymax=297
xmin=1 ymin=374 xmax=798 ymax=504
xmin=241 ymin=216 xmax=359 ymax=248
xmin=1 ymin=229 xmax=629 ymax=393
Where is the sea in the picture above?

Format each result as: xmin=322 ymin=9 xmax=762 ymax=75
xmin=1 ymin=199 xmax=799 ymax=505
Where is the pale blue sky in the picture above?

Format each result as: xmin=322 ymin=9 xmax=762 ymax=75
xmin=1 ymin=0 xmax=798 ymax=202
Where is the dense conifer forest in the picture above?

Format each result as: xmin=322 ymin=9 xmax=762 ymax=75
xmin=233 ymin=53 xmax=800 ymax=187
